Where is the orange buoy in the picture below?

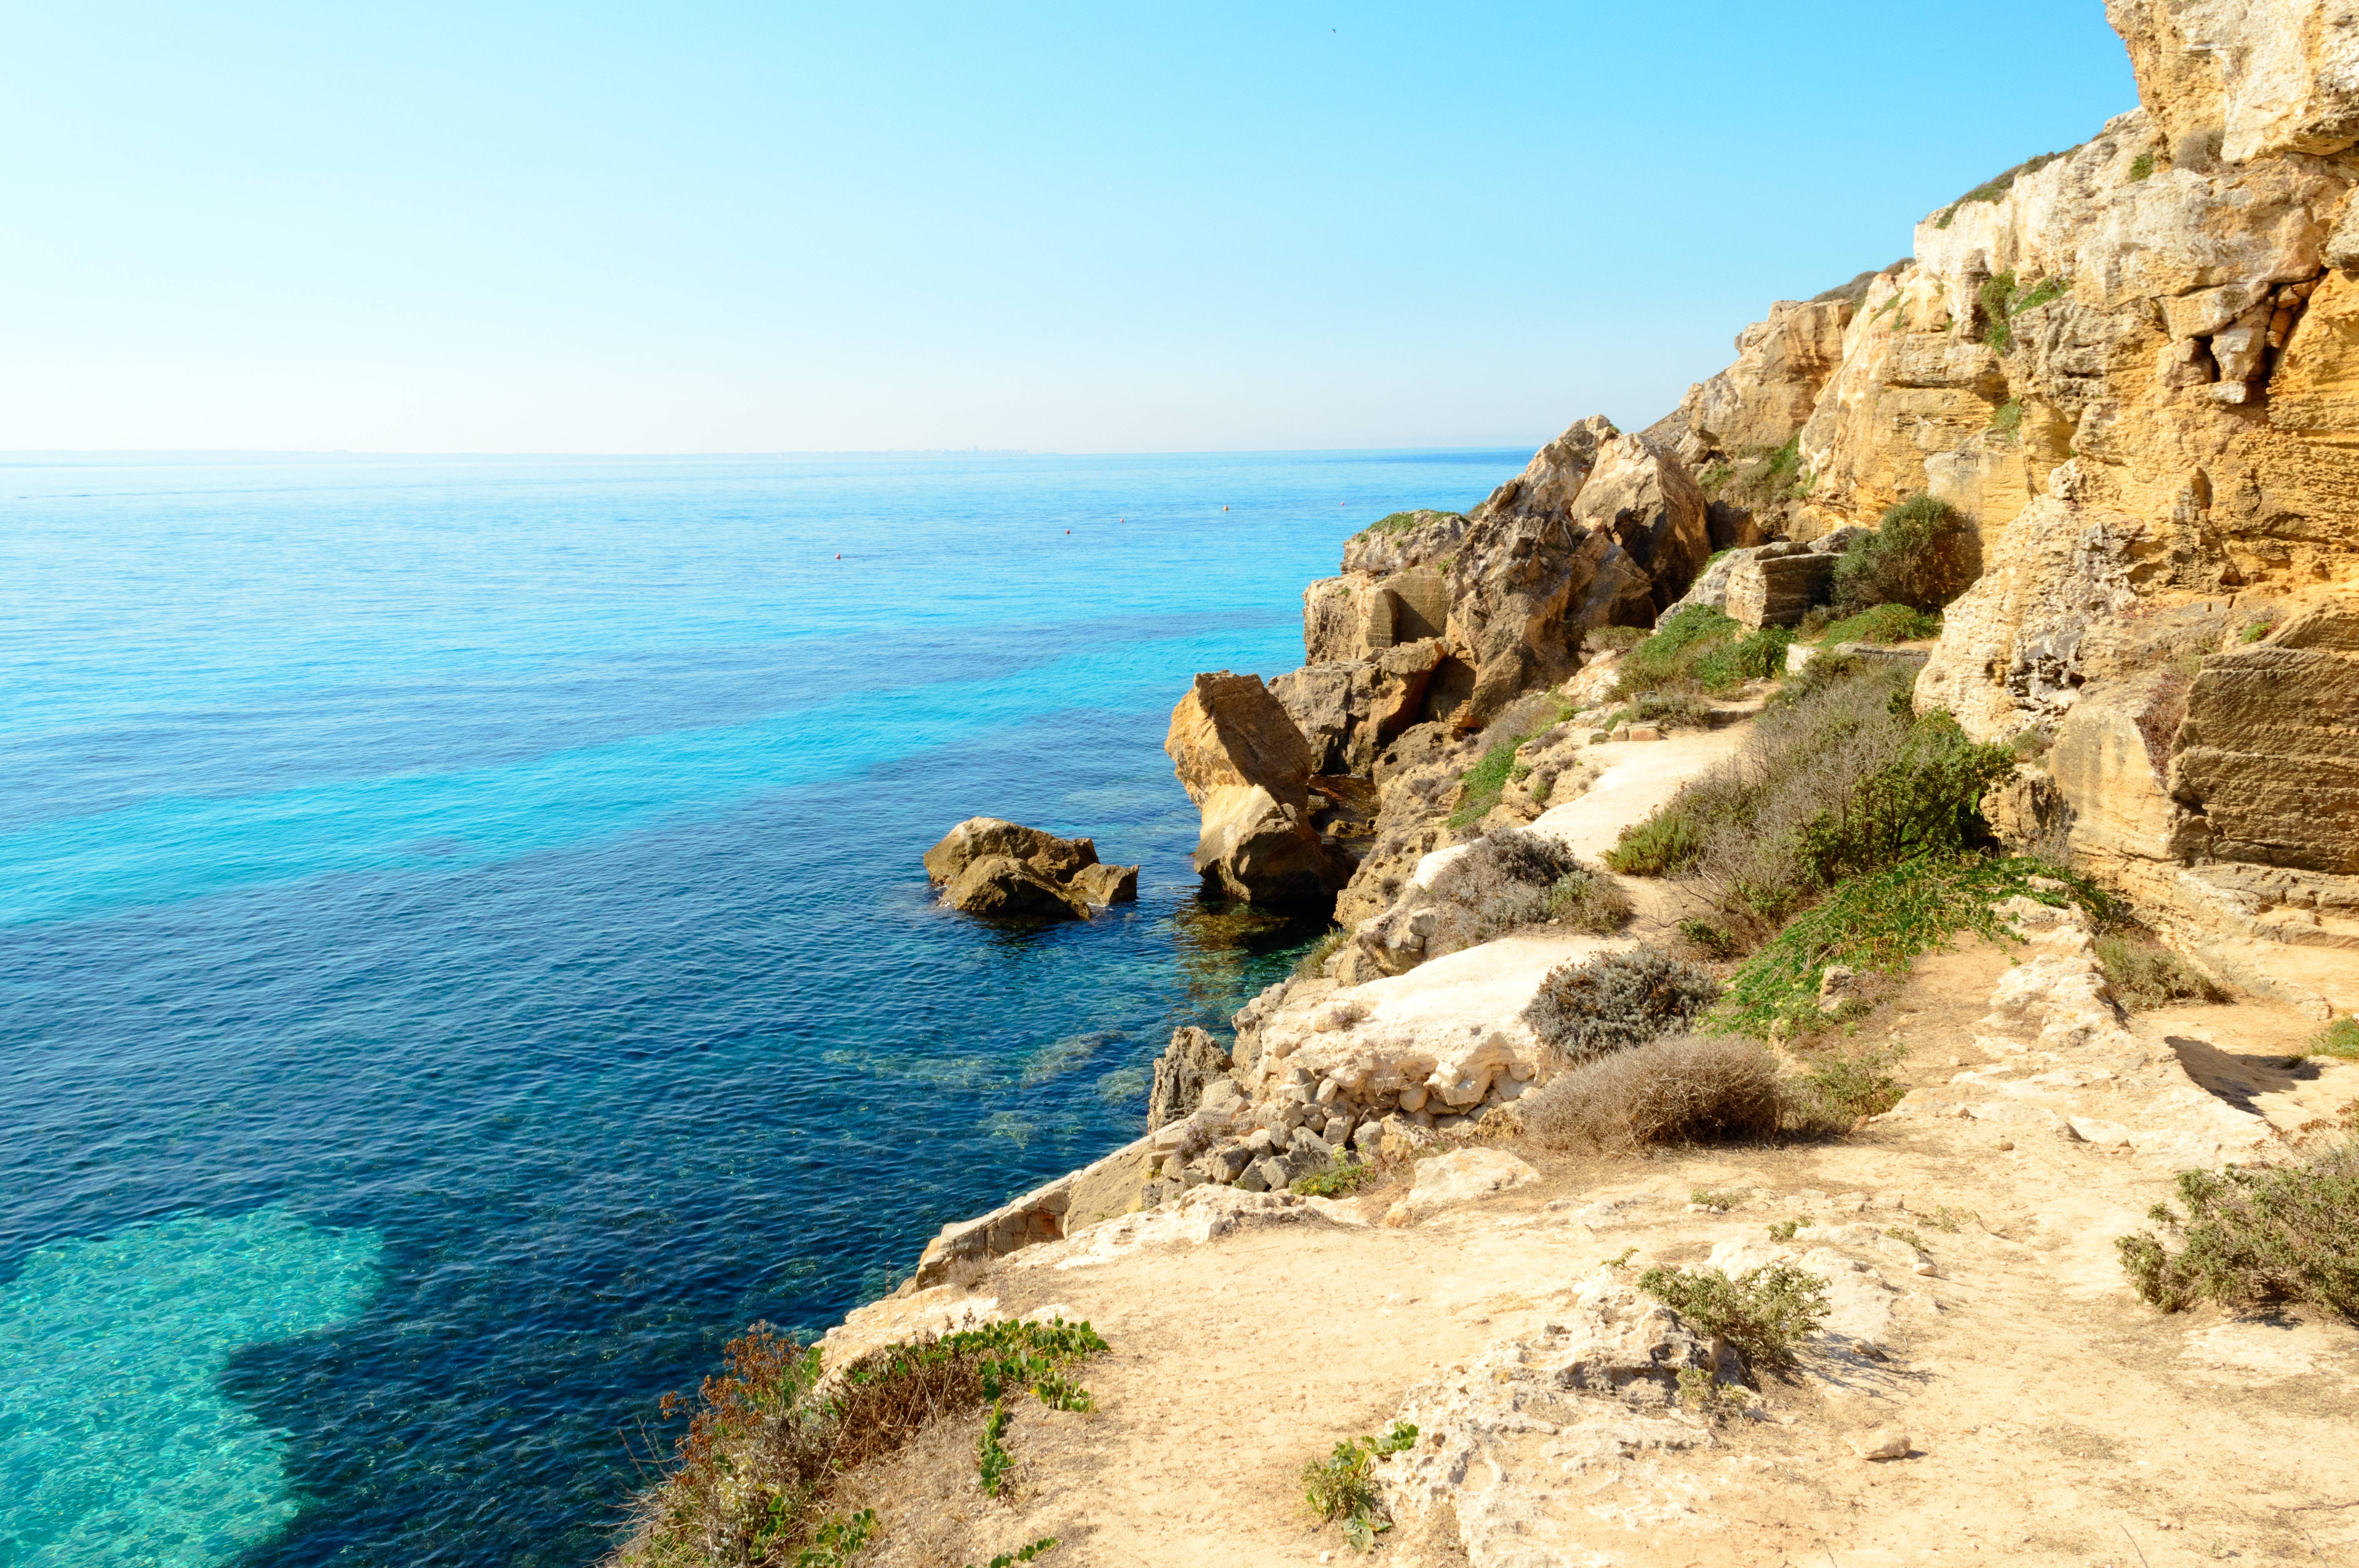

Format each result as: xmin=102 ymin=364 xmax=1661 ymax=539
xmin=834 ymin=553 xmax=841 ymax=559
xmin=1223 ymin=505 xmax=1229 ymax=511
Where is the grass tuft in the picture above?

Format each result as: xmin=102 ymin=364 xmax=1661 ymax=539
xmin=1813 ymin=603 xmax=1940 ymax=646
xmin=2307 ymin=1017 xmax=2359 ymax=1061
xmin=1292 ymin=1154 xmax=1380 ymax=1197
xmin=1292 ymin=927 xmax=1350 ymax=981
xmin=2096 ymin=935 xmax=2225 ymax=1010
xmin=1355 ymin=509 xmax=1460 ymax=540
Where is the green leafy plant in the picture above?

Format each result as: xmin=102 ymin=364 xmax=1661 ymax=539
xmin=966 ymin=1540 xmax=1061 ymax=1568
xmin=792 ymin=1511 xmax=877 ymax=1568
xmin=1293 ymin=1155 xmax=1380 ymax=1197
xmin=1302 ymin=1421 xmax=1419 ymax=1551
xmin=1605 ymin=802 xmax=1706 ymax=876
xmin=2117 ymin=1141 xmax=2359 ymax=1319
xmin=1292 ymin=927 xmax=1350 ymax=981
xmin=976 ymin=1402 xmax=1016 ymax=1496
xmin=2240 ymin=618 xmax=2276 ymax=645
xmin=1712 ymin=855 xmax=2113 ymax=1036
xmin=1766 ymin=1216 xmax=1814 ymax=1241
xmin=1638 ymin=1263 xmax=1832 ymax=1372
xmin=1691 ymin=1187 xmax=1744 ymax=1211
xmin=1926 ymin=1207 xmax=1968 ymax=1234
xmin=2128 ymin=150 xmax=2155 ymax=182
xmin=1884 ymin=1225 xmax=1928 ymax=1252
xmin=1788 ymin=1045 xmax=1910 ymax=1127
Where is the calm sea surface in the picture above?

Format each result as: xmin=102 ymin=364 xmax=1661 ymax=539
xmin=0 ymin=449 xmax=1523 ymax=1568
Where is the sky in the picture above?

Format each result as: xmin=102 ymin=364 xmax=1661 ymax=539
xmin=2 ymin=2 xmax=2140 ymax=454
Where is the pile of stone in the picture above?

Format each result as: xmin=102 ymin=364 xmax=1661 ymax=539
xmin=922 ymin=817 xmax=1138 ymax=921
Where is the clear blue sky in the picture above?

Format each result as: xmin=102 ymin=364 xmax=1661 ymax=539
xmin=3 ymin=2 xmax=2138 ymax=454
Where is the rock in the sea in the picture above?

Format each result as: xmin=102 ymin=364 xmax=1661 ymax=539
xmin=942 ymin=854 xmax=1088 ymax=920
xmin=924 ymin=816 xmax=1136 ymax=920
xmin=1166 ymin=671 xmax=1355 ymax=908
xmin=1148 ymin=1025 xmax=1233 ymax=1129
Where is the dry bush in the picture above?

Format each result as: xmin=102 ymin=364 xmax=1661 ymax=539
xmin=2119 ymin=1140 xmax=2359 ymax=1319
xmin=1431 ymin=827 xmax=1630 ymax=939
xmin=1522 ymin=1033 xmax=1782 ymax=1152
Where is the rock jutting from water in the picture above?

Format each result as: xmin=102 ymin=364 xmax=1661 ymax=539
xmin=921 ymin=817 xmax=1137 ymax=920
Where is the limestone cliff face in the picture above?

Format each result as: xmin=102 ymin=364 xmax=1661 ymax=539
xmin=1659 ymin=0 xmax=2359 ymax=1007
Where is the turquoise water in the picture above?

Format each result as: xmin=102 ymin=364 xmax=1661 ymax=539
xmin=0 ymin=449 xmax=1523 ymax=1566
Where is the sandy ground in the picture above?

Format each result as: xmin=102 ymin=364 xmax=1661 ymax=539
xmin=836 ymin=940 xmax=2359 ymax=1568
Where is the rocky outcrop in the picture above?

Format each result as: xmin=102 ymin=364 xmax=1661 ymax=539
xmin=1165 ymin=672 xmax=1357 ymax=908
xmin=2108 ymin=0 xmax=2359 ymax=166
xmin=1668 ymin=297 xmax=1861 ymax=467
xmin=1147 ymin=1026 xmax=1232 ymax=1129
xmin=1724 ymin=542 xmax=1839 ymax=629
xmin=924 ymin=818 xmax=1138 ymax=920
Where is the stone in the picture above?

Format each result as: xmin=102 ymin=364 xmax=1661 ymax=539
xmin=1568 ymin=433 xmax=1713 ymax=615
xmin=1166 ymin=671 xmax=1353 ymax=908
xmin=1148 ymin=1026 xmax=1234 ymax=1130
xmin=1393 ymin=1147 xmax=1540 ymax=1222
xmin=1819 ymin=965 xmax=1863 ymax=1010
xmin=941 ymin=854 xmax=1088 ymax=920
xmin=1252 ymin=1157 xmax=1290 ymax=1192
xmin=1848 ymin=1426 xmax=1912 ymax=1461
xmin=1066 ymin=861 xmax=1139 ymax=906
xmin=2108 ymin=0 xmax=2359 ymax=165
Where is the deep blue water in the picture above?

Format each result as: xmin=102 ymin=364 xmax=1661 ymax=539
xmin=0 ymin=450 xmax=1523 ymax=1568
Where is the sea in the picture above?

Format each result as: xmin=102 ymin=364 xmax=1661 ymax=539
xmin=0 ymin=448 xmax=1527 ymax=1568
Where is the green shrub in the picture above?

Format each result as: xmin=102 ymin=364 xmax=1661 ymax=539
xmin=626 ymin=1319 xmax=1109 ymax=1566
xmin=1788 ymin=710 xmax=2016 ymax=890
xmin=1427 ymin=827 xmax=1630 ymax=940
xmin=2118 ymin=1142 xmax=2359 ymax=1319
xmin=1606 ymin=803 xmax=1707 ymax=876
xmin=1988 ymin=399 xmax=2023 ymax=440
xmin=1814 ymin=603 xmax=1940 ymax=646
xmin=1523 ymin=946 xmax=1720 ymax=1064
xmin=2096 ymin=935 xmax=2225 ymax=1010
xmin=1692 ymin=626 xmax=1795 ymax=688
xmin=1303 ymin=1421 xmax=1418 ymax=1551
xmin=1690 ymin=1187 xmax=1744 ymax=1211
xmin=1832 ymin=495 xmax=1982 ymax=615
xmin=1616 ymin=605 xmax=1741 ymax=696
xmin=1678 ymin=918 xmax=1737 ymax=958
xmin=1766 ymin=1216 xmax=1813 ymax=1241
xmin=1712 ymin=855 xmax=2113 ymax=1036
xmin=1708 ymin=436 xmax=1810 ymax=510
xmin=1448 ymin=695 xmax=1571 ymax=826
xmin=1638 ymin=1263 xmax=1832 ymax=1372
xmin=1521 ymin=1035 xmax=1782 ymax=1151
xmin=965 ymin=1542 xmax=1060 ymax=1568
xmin=2128 ymin=150 xmax=2155 ymax=182
xmin=2240 ymin=618 xmax=2275 ymax=644
xmin=2308 ymin=1017 xmax=2359 ymax=1061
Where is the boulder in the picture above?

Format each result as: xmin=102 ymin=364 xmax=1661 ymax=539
xmin=943 ymin=855 xmax=1088 ymax=920
xmin=1668 ymin=296 xmax=1861 ymax=466
xmin=1301 ymin=563 xmax=1454 ymax=664
xmin=1570 ymin=433 xmax=1713 ymax=613
xmin=1068 ymin=862 xmax=1140 ymax=906
xmin=1148 ymin=1026 xmax=1234 ymax=1129
xmin=1341 ymin=509 xmax=1467 ymax=578
xmin=924 ymin=817 xmax=1098 ymax=884
xmin=1166 ymin=671 xmax=1354 ymax=908
xmin=1472 ymin=416 xmax=1616 ymax=526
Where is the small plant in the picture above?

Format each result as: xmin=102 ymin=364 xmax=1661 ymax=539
xmin=1606 ymin=1246 xmax=1638 ymax=1269
xmin=1691 ymin=1187 xmax=1744 ymax=1211
xmin=794 ymin=1510 xmax=878 ymax=1568
xmin=1813 ymin=603 xmax=1940 ymax=647
xmin=2096 ymin=934 xmax=2225 ymax=1009
xmin=1884 ymin=1225 xmax=1928 ymax=1252
xmin=1355 ymin=509 xmax=1460 ymax=539
xmin=1293 ymin=1155 xmax=1379 ymax=1197
xmin=1679 ymin=918 xmax=1737 ymax=958
xmin=1522 ymin=946 xmax=1721 ymax=1063
xmin=2308 ymin=1017 xmax=2359 ymax=1060
xmin=1926 ymin=1206 xmax=1967 ymax=1234
xmin=2128 ymin=150 xmax=2155 ymax=182
xmin=1766 ymin=1216 xmax=1814 ymax=1241
xmin=1638 ymin=1263 xmax=1832 ymax=1372
xmin=1989 ymin=398 xmax=2024 ymax=440
xmin=1675 ymin=1366 xmax=1752 ymax=1423
xmin=2117 ymin=1141 xmax=2359 ymax=1319
xmin=1303 ymin=1421 xmax=1419 ymax=1551
xmin=966 ymin=1540 xmax=1060 ymax=1568
xmin=1606 ymin=801 xmax=1706 ymax=877
xmin=1790 ymin=1045 xmax=1909 ymax=1127
xmin=1832 ymin=494 xmax=1982 ymax=615
xmin=2240 ymin=618 xmax=2276 ymax=644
